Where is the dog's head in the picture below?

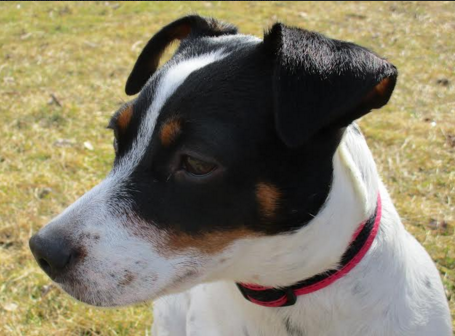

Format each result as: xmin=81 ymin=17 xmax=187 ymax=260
xmin=29 ymin=15 xmax=397 ymax=307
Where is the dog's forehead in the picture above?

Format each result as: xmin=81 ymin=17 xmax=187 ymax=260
xmin=144 ymin=33 xmax=261 ymax=91
xmin=113 ymin=34 xmax=262 ymax=177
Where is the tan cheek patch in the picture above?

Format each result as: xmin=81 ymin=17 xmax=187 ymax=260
xmin=124 ymin=215 xmax=258 ymax=257
xmin=160 ymin=117 xmax=182 ymax=146
xmin=256 ymin=182 xmax=281 ymax=220
xmin=116 ymin=105 xmax=133 ymax=132
xmin=164 ymin=228 xmax=256 ymax=255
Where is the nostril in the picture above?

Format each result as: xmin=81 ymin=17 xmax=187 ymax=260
xmin=66 ymin=251 xmax=75 ymax=268
xmin=38 ymin=258 xmax=52 ymax=274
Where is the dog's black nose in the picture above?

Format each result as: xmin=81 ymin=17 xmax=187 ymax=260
xmin=29 ymin=234 xmax=74 ymax=280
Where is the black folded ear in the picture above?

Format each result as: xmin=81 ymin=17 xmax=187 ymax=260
xmin=125 ymin=15 xmax=237 ymax=95
xmin=263 ymin=23 xmax=398 ymax=148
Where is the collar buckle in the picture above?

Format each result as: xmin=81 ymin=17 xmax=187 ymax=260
xmin=236 ymin=283 xmax=297 ymax=307
xmin=280 ymin=287 xmax=297 ymax=307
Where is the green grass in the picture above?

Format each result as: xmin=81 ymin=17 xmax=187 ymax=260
xmin=1 ymin=1 xmax=454 ymax=335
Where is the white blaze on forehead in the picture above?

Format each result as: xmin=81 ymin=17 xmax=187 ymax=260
xmin=206 ymin=34 xmax=261 ymax=45
xmin=114 ymin=49 xmax=228 ymax=179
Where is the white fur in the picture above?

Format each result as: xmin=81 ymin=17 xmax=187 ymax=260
xmin=152 ymin=125 xmax=452 ymax=335
xmin=35 ymin=50 xmax=230 ymax=306
xmin=206 ymin=34 xmax=261 ymax=46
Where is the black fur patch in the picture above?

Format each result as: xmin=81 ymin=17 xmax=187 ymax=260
xmin=109 ymin=17 xmax=397 ymax=237
xmin=284 ymin=317 xmax=306 ymax=336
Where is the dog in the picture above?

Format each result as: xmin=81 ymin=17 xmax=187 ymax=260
xmin=29 ymin=15 xmax=452 ymax=335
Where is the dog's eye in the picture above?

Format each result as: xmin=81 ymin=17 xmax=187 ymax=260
xmin=182 ymin=156 xmax=216 ymax=176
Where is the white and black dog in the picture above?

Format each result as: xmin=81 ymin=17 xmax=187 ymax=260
xmin=30 ymin=16 xmax=452 ymax=335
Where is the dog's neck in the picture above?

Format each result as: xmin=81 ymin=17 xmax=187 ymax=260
xmin=219 ymin=124 xmax=381 ymax=287
xmin=202 ymin=125 xmax=406 ymax=335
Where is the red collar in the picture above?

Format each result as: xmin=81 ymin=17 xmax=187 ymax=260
xmin=237 ymin=193 xmax=382 ymax=307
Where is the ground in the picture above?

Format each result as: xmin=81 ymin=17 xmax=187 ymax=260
xmin=0 ymin=1 xmax=454 ymax=335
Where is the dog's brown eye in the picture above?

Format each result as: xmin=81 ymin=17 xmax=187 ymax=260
xmin=182 ymin=156 xmax=216 ymax=176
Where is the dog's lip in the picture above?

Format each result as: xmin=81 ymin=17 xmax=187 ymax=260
xmin=54 ymin=268 xmax=202 ymax=307
xmin=56 ymin=280 xmax=114 ymax=307
xmin=47 ymin=269 xmax=70 ymax=285
xmin=52 ymin=273 xmax=79 ymax=289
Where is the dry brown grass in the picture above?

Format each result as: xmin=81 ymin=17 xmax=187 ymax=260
xmin=0 ymin=2 xmax=454 ymax=335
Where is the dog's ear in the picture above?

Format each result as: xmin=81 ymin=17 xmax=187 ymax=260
xmin=263 ymin=23 xmax=398 ymax=148
xmin=125 ymin=15 xmax=237 ymax=95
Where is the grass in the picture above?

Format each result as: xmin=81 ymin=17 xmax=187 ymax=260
xmin=0 ymin=1 xmax=454 ymax=335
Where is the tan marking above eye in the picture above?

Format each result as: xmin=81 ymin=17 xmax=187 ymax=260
xmin=256 ymin=182 xmax=281 ymax=220
xmin=160 ymin=117 xmax=182 ymax=146
xmin=116 ymin=105 xmax=133 ymax=132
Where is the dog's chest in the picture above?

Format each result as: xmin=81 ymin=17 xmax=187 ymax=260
xmin=154 ymin=281 xmax=383 ymax=336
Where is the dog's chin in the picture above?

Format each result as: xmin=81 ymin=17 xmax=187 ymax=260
xmin=55 ymin=282 xmax=124 ymax=307
xmin=57 ymin=282 xmax=156 ymax=307
xmin=54 ymin=269 xmax=203 ymax=308
xmin=52 ymin=276 xmax=149 ymax=307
